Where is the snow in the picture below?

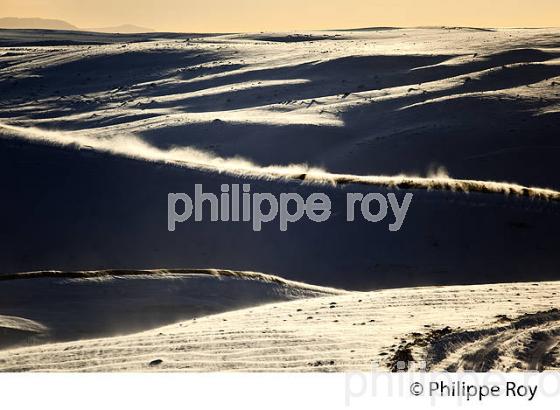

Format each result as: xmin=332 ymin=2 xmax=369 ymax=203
xmin=0 ymin=269 xmax=343 ymax=350
xmin=1 ymin=279 xmax=558 ymax=372
xmin=0 ymin=27 xmax=559 ymax=372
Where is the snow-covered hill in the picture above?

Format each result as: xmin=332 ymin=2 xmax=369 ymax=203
xmin=0 ymin=269 xmax=343 ymax=350
xmin=0 ymin=28 xmax=559 ymax=373
xmin=1 ymin=278 xmax=558 ymax=372
xmin=1 ymin=28 xmax=558 ymax=290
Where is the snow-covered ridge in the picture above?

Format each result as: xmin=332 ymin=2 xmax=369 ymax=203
xmin=1 ymin=28 xmax=559 ymax=288
xmin=0 ymin=268 xmax=347 ymax=294
xmin=1 ymin=28 xmax=560 ymax=193
xmin=0 ymin=269 xmax=346 ymax=351
xmin=1 ymin=122 xmax=559 ymax=200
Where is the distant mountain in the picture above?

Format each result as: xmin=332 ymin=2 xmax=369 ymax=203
xmin=0 ymin=18 xmax=153 ymax=33
xmin=84 ymin=24 xmax=154 ymax=33
xmin=0 ymin=17 xmax=78 ymax=30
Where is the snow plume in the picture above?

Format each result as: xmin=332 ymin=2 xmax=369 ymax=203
xmin=1 ymin=122 xmax=559 ymax=201
xmin=0 ymin=268 xmax=347 ymax=295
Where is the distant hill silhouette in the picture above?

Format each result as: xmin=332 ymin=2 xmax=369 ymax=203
xmin=0 ymin=17 xmax=78 ymax=30
xmin=0 ymin=17 xmax=152 ymax=33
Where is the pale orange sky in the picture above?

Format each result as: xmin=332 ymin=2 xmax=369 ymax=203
xmin=2 ymin=0 xmax=560 ymax=32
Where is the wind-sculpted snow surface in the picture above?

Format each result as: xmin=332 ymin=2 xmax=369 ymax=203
xmin=0 ymin=269 xmax=345 ymax=350
xmin=1 ymin=27 xmax=560 ymax=188
xmin=1 ymin=279 xmax=559 ymax=372
xmin=1 ymin=122 xmax=558 ymax=200
xmin=0 ymin=27 xmax=559 ymax=288
xmin=0 ymin=27 xmax=559 ymax=375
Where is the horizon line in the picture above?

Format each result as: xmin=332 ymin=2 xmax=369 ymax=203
xmin=1 ymin=16 xmax=560 ymax=34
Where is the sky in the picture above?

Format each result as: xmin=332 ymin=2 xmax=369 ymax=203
xmin=2 ymin=0 xmax=560 ymax=32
